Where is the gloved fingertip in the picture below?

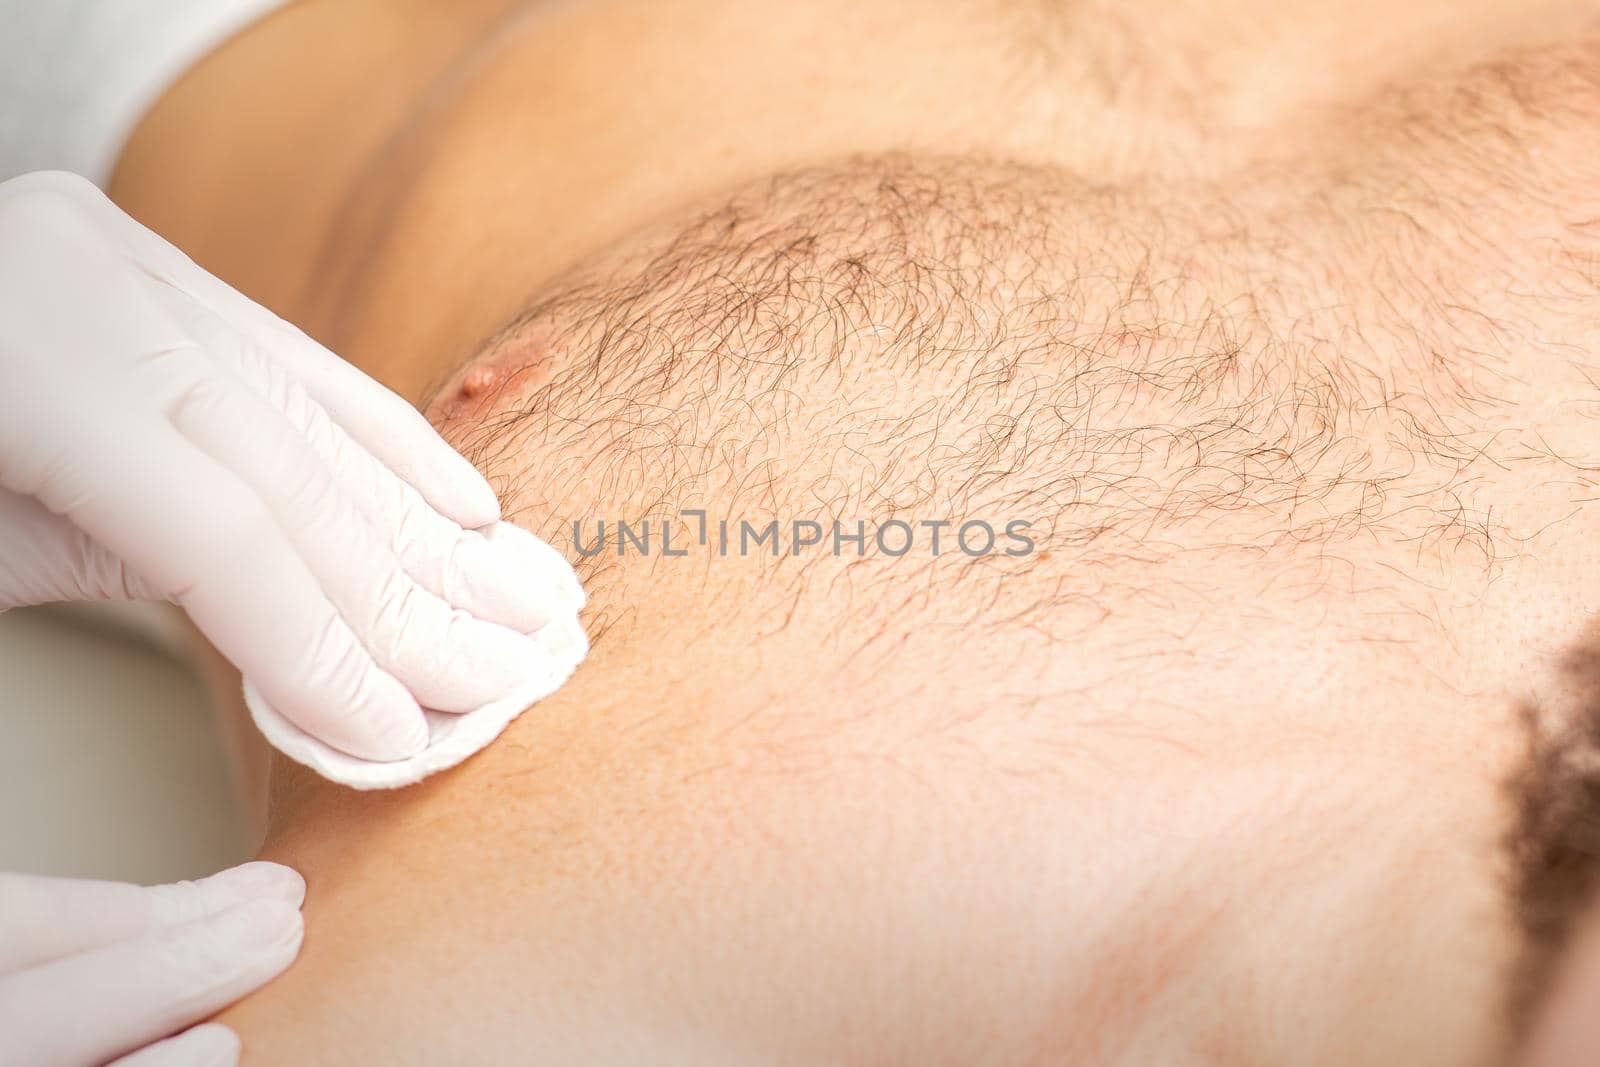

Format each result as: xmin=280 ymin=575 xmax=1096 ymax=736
xmin=496 ymin=627 xmax=585 ymax=701
xmin=173 ymin=1023 xmax=242 ymax=1065
xmin=510 ymin=523 xmax=587 ymax=614
xmin=204 ymin=862 xmax=305 ymax=909
xmin=153 ymin=899 xmax=303 ymax=989
xmin=466 ymin=522 xmax=586 ymax=630
xmin=434 ymin=449 xmax=502 ymax=530
xmin=353 ymin=703 xmax=431 ymax=763
xmin=297 ymin=671 xmax=430 ymax=763
xmin=110 ymin=1024 xmax=241 ymax=1067
xmin=218 ymin=898 xmax=304 ymax=956
xmin=394 ymin=708 xmax=432 ymax=760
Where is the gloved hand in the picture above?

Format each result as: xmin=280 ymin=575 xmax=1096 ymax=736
xmin=0 ymin=171 xmax=577 ymax=761
xmin=0 ymin=861 xmax=305 ymax=1067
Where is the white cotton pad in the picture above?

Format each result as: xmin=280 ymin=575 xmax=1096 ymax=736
xmin=242 ymin=599 xmax=589 ymax=791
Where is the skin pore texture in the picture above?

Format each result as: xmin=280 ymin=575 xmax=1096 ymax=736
xmin=106 ymin=1 xmax=1600 ymax=1063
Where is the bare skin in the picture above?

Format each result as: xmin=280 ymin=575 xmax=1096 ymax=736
xmin=108 ymin=2 xmax=1600 ymax=1063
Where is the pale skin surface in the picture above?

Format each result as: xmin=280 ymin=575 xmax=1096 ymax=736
xmin=107 ymin=1 xmax=1600 ymax=1063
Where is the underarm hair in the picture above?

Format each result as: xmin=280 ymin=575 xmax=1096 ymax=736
xmin=1504 ymin=630 xmax=1600 ymax=1044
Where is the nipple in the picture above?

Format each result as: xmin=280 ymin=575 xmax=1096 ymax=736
xmin=425 ymin=324 xmax=558 ymax=424
xmin=460 ymin=365 xmax=500 ymax=399
xmin=427 ymin=364 xmax=509 ymax=424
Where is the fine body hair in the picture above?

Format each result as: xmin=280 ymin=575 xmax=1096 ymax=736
xmin=432 ymin=140 xmax=1600 ymax=1038
xmin=436 ymin=151 xmax=1584 ymax=645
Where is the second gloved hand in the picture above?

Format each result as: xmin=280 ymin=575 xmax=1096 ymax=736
xmin=0 ymin=171 xmax=582 ymax=761
xmin=0 ymin=862 xmax=305 ymax=1067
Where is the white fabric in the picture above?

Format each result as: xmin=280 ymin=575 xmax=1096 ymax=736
xmin=245 ymin=604 xmax=589 ymax=790
xmin=0 ymin=0 xmax=290 ymax=186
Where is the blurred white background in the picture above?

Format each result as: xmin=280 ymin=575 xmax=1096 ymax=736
xmin=0 ymin=605 xmax=249 ymax=883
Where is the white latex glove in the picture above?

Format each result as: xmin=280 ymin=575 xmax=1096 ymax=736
xmin=0 ymin=861 xmax=304 ymax=1067
xmin=0 ymin=171 xmax=578 ymax=761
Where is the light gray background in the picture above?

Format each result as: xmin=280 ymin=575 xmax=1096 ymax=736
xmin=0 ymin=606 xmax=249 ymax=883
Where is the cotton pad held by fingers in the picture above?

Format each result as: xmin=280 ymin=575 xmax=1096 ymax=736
xmin=243 ymin=529 xmax=589 ymax=790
